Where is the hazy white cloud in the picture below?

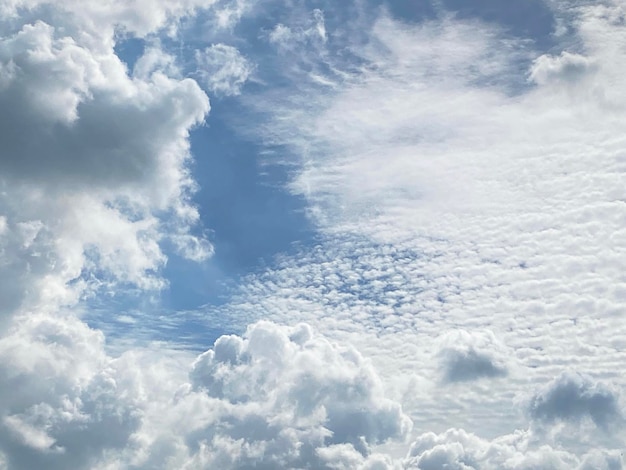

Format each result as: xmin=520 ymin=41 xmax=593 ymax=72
xmin=268 ymin=8 xmax=327 ymax=49
xmin=195 ymin=44 xmax=252 ymax=96
xmin=210 ymin=0 xmax=251 ymax=30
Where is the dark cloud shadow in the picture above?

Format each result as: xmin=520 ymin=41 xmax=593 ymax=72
xmin=528 ymin=372 xmax=623 ymax=430
xmin=441 ymin=348 xmax=508 ymax=383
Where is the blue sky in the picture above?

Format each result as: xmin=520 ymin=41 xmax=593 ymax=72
xmin=1 ymin=0 xmax=626 ymax=468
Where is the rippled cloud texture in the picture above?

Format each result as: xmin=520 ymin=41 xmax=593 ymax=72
xmin=0 ymin=0 xmax=625 ymax=468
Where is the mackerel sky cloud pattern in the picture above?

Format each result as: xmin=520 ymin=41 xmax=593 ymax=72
xmin=0 ymin=0 xmax=625 ymax=468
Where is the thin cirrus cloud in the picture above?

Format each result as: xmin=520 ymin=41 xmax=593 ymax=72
xmin=0 ymin=0 xmax=625 ymax=469
xmin=194 ymin=44 xmax=253 ymax=97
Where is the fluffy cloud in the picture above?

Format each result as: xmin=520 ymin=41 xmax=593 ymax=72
xmin=403 ymin=428 xmax=623 ymax=470
xmin=0 ymin=0 xmax=214 ymax=462
xmin=0 ymin=319 xmax=412 ymax=469
xmin=528 ymin=372 xmax=623 ymax=430
xmin=0 ymin=0 xmax=213 ymax=319
xmin=0 ymin=0 xmax=213 ymax=39
xmin=0 ymin=19 xmax=208 ymax=196
xmin=436 ymin=330 xmax=510 ymax=383
xmin=0 ymin=313 xmax=139 ymax=469
xmin=182 ymin=321 xmax=412 ymax=468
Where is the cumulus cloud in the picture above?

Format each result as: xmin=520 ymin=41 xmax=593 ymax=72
xmin=436 ymin=330 xmax=509 ymax=383
xmin=528 ymin=371 xmax=623 ymax=429
xmin=0 ymin=1 xmax=215 ymax=463
xmin=195 ymin=44 xmax=253 ymax=96
xmin=529 ymin=51 xmax=596 ymax=85
xmin=0 ymin=0 xmax=213 ymax=39
xmin=0 ymin=317 xmax=416 ymax=469
xmin=0 ymin=23 xmax=207 ymax=193
xmin=0 ymin=313 xmax=142 ymax=469
xmin=403 ymin=428 xmax=623 ymax=470
xmin=183 ymin=321 xmax=412 ymax=467
xmin=0 ymin=0 xmax=213 ymax=319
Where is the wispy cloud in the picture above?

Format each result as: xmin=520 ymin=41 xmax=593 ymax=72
xmin=195 ymin=43 xmax=253 ymax=96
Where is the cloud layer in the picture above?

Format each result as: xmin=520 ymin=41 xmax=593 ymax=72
xmin=1 ymin=0 xmax=626 ymax=468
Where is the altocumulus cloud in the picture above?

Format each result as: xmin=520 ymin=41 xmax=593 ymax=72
xmin=0 ymin=0 xmax=626 ymax=468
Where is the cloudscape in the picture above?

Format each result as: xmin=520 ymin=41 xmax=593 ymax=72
xmin=0 ymin=0 xmax=625 ymax=468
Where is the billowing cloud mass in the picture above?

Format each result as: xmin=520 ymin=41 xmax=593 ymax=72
xmin=183 ymin=321 xmax=411 ymax=468
xmin=0 ymin=319 xmax=411 ymax=469
xmin=403 ymin=428 xmax=624 ymax=470
xmin=0 ymin=0 xmax=212 ymax=320
xmin=529 ymin=51 xmax=596 ymax=86
xmin=1 ymin=0 xmax=626 ymax=468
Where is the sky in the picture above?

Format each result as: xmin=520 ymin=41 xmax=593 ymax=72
xmin=0 ymin=0 xmax=625 ymax=468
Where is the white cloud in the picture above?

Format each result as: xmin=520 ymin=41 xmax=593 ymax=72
xmin=436 ymin=330 xmax=510 ymax=383
xmin=0 ymin=318 xmax=413 ymax=469
xmin=195 ymin=44 xmax=252 ymax=96
xmin=0 ymin=0 xmax=216 ymax=39
xmin=529 ymin=51 xmax=596 ymax=85
xmin=0 ymin=0 xmax=213 ymax=319
xmin=403 ymin=427 xmax=623 ymax=470
xmin=213 ymin=0 xmax=626 ymax=457
xmin=2 ymin=0 xmax=626 ymax=467
xmin=404 ymin=429 xmax=623 ymax=470
xmin=0 ymin=2 xmax=217 ymax=463
xmin=268 ymin=8 xmax=327 ymax=49
xmin=210 ymin=0 xmax=252 ymax=30
xmin=182 ymin=321 xmax=412 ymax=467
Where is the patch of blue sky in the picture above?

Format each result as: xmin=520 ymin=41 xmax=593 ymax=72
xmin=113 ymin=36 xmax=145 ymax=71
xmin=161 ymin=98 xmax=318 ymax=309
